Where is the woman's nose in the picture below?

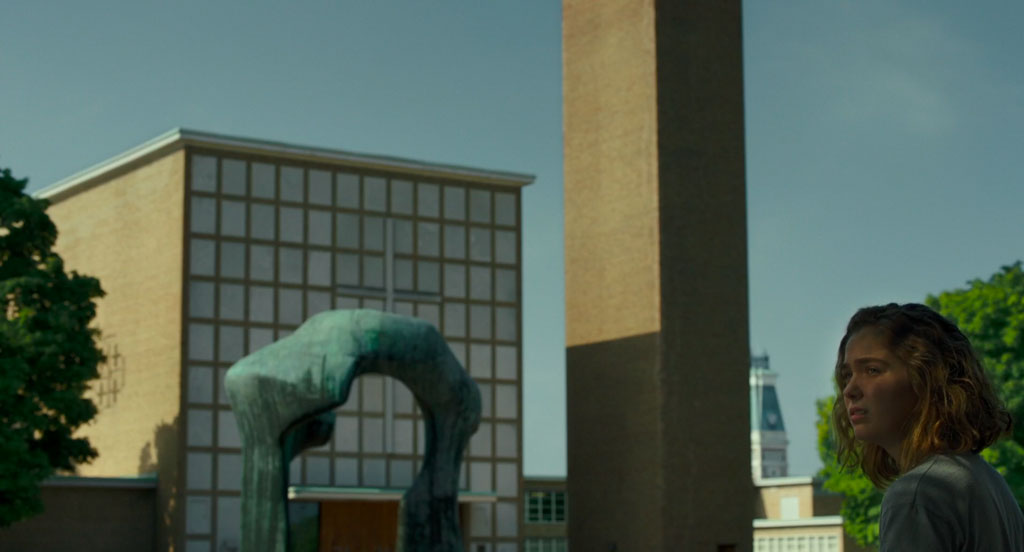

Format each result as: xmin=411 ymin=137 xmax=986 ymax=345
xmin=843 ymin=377 xmax=862 ymax=400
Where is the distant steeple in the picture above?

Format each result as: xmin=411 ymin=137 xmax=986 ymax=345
xmin=750 ymin=353 xmax=789 ymax=480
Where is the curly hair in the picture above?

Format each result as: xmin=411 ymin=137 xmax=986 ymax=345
xmin=831 ymin=302 xmax=1013 ymax=488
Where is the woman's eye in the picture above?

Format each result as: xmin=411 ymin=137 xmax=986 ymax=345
xmin=867 ymin=367 xmax=881 ymax=374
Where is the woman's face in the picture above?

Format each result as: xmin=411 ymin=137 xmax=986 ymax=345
xmin=840 ymin=328 xmax=918 ymax=458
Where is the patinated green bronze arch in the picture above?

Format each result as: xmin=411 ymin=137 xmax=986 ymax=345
xmin=224 ymin=309 xmax=481 ymax=552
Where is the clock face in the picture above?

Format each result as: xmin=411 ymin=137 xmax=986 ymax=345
xmin=766 ymin=412 xmax=779 ymax=426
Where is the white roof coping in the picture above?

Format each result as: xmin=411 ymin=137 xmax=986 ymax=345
xmin=287 ymin=485 xmax=497 ymax=503
xmin=753 ymin=516 xmax=843 ymax=529
xmin=754 ymin=475 xmax=816 ymax=487
xmin=35 ymin=127 xmax=535 ymax=202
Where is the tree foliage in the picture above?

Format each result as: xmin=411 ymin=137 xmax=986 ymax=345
xmin=816 ymin=262 xmax=1024 ymax=548
xmin=0 ymin=167 xmax=105 ymax=527
xmin=816 ymin=395 xmax=883 ymax=548
xmin=926 ymin=262 xmax=1024 ymax=503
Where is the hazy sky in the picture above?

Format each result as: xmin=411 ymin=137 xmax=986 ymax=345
xmin=3 ymin=2 xmax=1022 ymax=478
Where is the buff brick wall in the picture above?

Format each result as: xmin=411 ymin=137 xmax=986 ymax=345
xmin=45 ymin=150 xmax=185 ymax=479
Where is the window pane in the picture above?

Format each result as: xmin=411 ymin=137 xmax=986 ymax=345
xmin=389 ymin=459 xmax=414 ymax=488
xmin=279 ymin=247 xmax=303 ymax=284
xmin=336 ymin=213 xmax=360 ymax=249
xmin=495 ymin=346 xmax=517 ymax=380
xmin=220 ymin=159 xmax=246 ymax=196
xmin=249 ymin=286 xmax=274 ymax=322
xmin=218 ymin=410 xmax=241 ymax=448
xmin=335 ymin=457 xmax=358 ymax=486
xmin=250 ymin=204 xmax=275 ymax=241
xmin=417 ymin=182 xmax=439 ymax=217
xmin=191 ymin=155 xmax=217 ymax=192
xmin=189 ymin=281 xmax=215 ymax=318
xmin=278 ymin=288 xmax=302 ymax=325
xmin=444 ymin=263 xmax=466 ymax=298
xmin=470 ymin=421 xmax=492 ymax=457
xmin=363 ymin=216 xmax=384 ymax=251
xmin=469 ymin=344 xmax=492 ymax=379
xmin=496 ymin=307 xmax=517 ymax=341
xmin=363 ymin=176 xmax=386 ymax=212
xmin=217 ymin=453 xmax=241 ymax=491
xmin=417 ymin=261 xmax=439 ymax=294
xmin=443 ymin=303 xmax=466 ymax=338
xmin=443 ymin=186 xmax=465 ymax=220
xmin=394 ymin=219 xmax=413 ymax=254
xmin=363 ymin=458 xmax=386 ymax=486
xmin=336 ymin=172 xmax=360 ymax=208
xmin=417 ymin=222 xmax=440 ymax=257
xmin=187 ymin=409 xmax=213 ymax=447
xmin=190 ymin=239 xmax=215 ymax=276
xmin=478 ymin=382 xmax=492 ymax=417
xmin=220 ymin=242 xmax=245 ymax=279
xmin=189 ymin=323 xmax=214 ymax=361
xmin=220 ymin=200 xmax=246 ymax=237
xmin=336 ymin=253 xmax=360 ymax=286
xmin=470 ymin=266 xmax=491 ymax=301
xmin=495 ymin=192 xmax=516 ymax=226
xmin=308 ymin=250 xmax=331 ymax=287
xmin=470 ymin=304 xmax=492 ymax=339
xmin=394 ymin=418 xmax=414 ymax=454
xmin=248 ymin=328 xmax=274 ymax=353
xmin=308 ymin=169 xmax=332 ymax=205
xmin=308 ymin=210 xmax=331 ymax=246
xmin=186 ymin=496 xmax=211 ymax=535
xmin=335 ymin=415 xmax=359 ymax=452
xmin=417 ymin=303 xmax=440 ymax=329
xmin=495 ymin=230 xmax=516 ymax=264
xmin=279 ymin=207 xmax=303 ymax=243
xmin=362 ymin=417 xmax=384 ymax=453
xmin=391 ymin=179 xmax=413 ymax=214
xmin=495 ymin=268 xmax=516 ymax=303
xmin=495 ymin=423 xmax=517 ymax=458
xmin=496 ymin=462 xmax=517 ymax=497
xmin=362 ymin=375 xmax=384 ymax=413
xmin=395 ymin=258 xmax=413 ymax=291
xmin=469 ymin=189 xmax=491 ymax=223
xmin=250 ymin=245 xmax=274 ymax=281
xmin=191 ymin=197 xmax=216 ymax=234
xmin=363 ymin=255 xmax=384 ymax=288
xmin=251 ymin=163 xmax=275 ymax=199
xmin=218 ymin=325 xmax=244 ymax=363
xmin=470 ymin=461 xmax=492 ymax=492
xmin=306 ymin=457 xmax=330 ymax=486
xmin=495 ymin=384 xmax=517 ymax=419
xmin=307 ymin=290 xmax=331 ymax=317
xmin=219 ymin=284 xmax=244 ymax=321
xmin=280 ymin=166 xmax=304 ymax=202
xmin=444 ymin=224 xmax=465 ymax=259
xmin=470 ymin=503 xmax=493 ymax=537
xmin=496 ymin=501 xmax=518 ymax=537
xmin=469 ymin=227 xmax=491 ymax=262
xmin=188 ymin=366 xmax=213 ymax=404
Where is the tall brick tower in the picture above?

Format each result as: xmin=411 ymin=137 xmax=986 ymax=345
xmin=563 ymin=1 xmax=751 ymax=550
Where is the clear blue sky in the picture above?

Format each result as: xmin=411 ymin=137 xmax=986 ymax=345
xmin=3 ymin=2 xmax=1022 ymax=478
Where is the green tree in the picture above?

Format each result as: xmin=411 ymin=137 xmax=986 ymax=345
xmin=816 ymin=262 xmax=1024 ymax=548
xmin=926 ymin=262 xmax=1024 ymax=503
xmin=0 ymin=167 xmax=105 ymax=527
xmin=816 ymin=395 xmax=883 ymax=548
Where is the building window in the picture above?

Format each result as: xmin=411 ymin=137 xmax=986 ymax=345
xmin=525 ymin=538 xmax=568 ymax=552
xmin=525 ymin=490 xmax=567 ymax=523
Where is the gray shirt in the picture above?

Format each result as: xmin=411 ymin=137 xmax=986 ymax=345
xmin=880 ymin=452 xmax=1024 ymax=551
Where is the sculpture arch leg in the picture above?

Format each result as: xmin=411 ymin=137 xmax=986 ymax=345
xmin=224 ymin=310 xmax=481 ymax=552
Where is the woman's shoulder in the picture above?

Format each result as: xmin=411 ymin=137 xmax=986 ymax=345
xmin=884 ymin=453 xmax=975 ymax=509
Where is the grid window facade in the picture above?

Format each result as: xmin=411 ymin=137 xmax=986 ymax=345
xmin=754 ymin=535 xmax=839 ymax=552
xmin=184 ymin=152 xmax=522 ymax=551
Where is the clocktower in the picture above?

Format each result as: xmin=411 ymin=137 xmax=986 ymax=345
xmin=750 ymin=354 xmax=789 ymax=480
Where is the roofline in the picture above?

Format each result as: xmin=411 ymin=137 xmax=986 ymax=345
xmin=287 ymin=485 xmax=497 ymax=503
xmin=34 ymin=127 xmax=535 ymax=202
xmin=753 ymin=515 xmax=843 ymax=529
xmin=753 ymin=475 xmax=816 ymax=487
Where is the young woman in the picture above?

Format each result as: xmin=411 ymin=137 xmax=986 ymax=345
xmin=833 ymin=303 xmax=1024 ymax=551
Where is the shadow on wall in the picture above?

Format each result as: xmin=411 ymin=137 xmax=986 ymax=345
xmin=139 ymin=416 xmax=180 ymax=552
